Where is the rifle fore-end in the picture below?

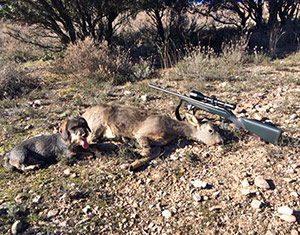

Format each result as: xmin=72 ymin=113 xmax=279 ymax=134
xmin=148 ymin=84 xmax=282 ymax=144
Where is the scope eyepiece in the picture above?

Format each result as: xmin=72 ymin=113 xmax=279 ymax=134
xmin=190 ymin=90 xmax=236 ymax=110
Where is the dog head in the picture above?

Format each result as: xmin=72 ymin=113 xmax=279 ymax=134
xmin=59 ymin=116 xmax=91 ymax=149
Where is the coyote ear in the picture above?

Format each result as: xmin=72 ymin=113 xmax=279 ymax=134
xmin=185 ymin=113 xmax=199 ymax=127
xmin=59 ymin=120 xmax=69 ymax=140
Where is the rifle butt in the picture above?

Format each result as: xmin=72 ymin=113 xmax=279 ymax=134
xmin=240 ymin=119 xmax=282 ymax=144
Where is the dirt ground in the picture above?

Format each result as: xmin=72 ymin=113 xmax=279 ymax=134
xmin=0 ymin=55 xmax=299 ymax=234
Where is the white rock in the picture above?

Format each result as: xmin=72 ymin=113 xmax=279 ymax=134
xmin=83 ymin=205 xmax=91 ymax=214
xmin=240 ymin=188 xmax=251 ymax=195
xmin=220 ymin=82 xmax=227 ymax=87
xmin=193 ymin=193 xmax=202 ymax=202
xmin=291 ymin=192 xmax=299 ymax=198
xmin=192 ymin=179 xmax=208 ymax=188
xmin=120 ymin=163 xmax=129 ymax=170
xmin=47 ymin=209 xmax=59 ymax=218
xmin=251 ymin=199 xmax=262 ymax=209
xmin=162 ymin=209 xmax=172 ymax=219
xmin=140 ymin=95 xmax=148 ymax=102
xmin=32 ymin=195 xmax=41 ymax=203
xmin=241 ymin=178 xmax=250 ymax=188
xmin=277 ymin=206 xmax=293 ymax=215
xmin=63 ymin=168 xmax=71 ymax=175
xmin=291 ymin=229 xmax=299 ymax=235
xmin=254 ymin=113 xmax=262 ymax=120
xmin=124 ymin=90 xmax=132 ymax=95
xmin=11 ymin=220 xmax=25 ymax=235
xmin=278 ymin=214 xmax=296 ymax=222
xmin=254 ymin=176 xmax=270 ymax=189
xmin=14 ymin=194 xmax=24 ymax=203
xmin=170 ymin=154 xmax=179 ymax=161
xmin=290 ymin=114 xmax=297 ymax=120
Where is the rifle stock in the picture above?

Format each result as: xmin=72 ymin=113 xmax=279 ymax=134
xmin=239 ymin=118 xmax=282 ymax=144
xmin=148 ymin=83 xmax=282 ymax=144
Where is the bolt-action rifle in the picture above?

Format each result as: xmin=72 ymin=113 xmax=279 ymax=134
xmin=148 ymin=84 xmax=282 ymax=144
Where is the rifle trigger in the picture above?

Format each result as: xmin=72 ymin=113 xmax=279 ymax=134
xmin=175 ymin=100 xmax=184 ymax=121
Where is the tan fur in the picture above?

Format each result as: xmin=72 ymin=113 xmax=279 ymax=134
xmin=82 ymin=104 xmax=223 ymax=158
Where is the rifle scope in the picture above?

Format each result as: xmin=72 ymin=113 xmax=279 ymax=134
xmin=190 ymin=91 xmax=236 ymax=110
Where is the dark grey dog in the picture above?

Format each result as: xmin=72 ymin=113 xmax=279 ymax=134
xmin=4 ymin=117 xmax=91 ymax=172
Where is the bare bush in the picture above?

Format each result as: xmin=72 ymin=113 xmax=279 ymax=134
xmin=0 ymin=61 xmax=40 ymax=99
xmin=221 ymin=35 xmax=249 ymax=64
xmin=0 ymin=23 xmax=56 ymax=63
xmin=61 ymin=37 xmax=135 ymax=85
xmin=167 ymin=35 xmax=251 ymax=83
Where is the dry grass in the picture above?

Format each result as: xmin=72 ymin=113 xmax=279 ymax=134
xmin=166 ymin=36 xmax=250 ymax=84
xmin=60 ymin=37 xmax=135 ymax=85
xmin=0 ymin=61 xmax=41 ymax=99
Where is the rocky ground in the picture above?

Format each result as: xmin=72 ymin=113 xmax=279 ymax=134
xmin=0 ymin=55 xmax=299 ymax=234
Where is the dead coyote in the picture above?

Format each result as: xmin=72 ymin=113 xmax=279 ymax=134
xmin=82 ymin=104 xmax=223 ymax=169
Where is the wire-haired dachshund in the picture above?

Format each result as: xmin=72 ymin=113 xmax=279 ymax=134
xmin=3 ymin=116 xmax=91 ymax=172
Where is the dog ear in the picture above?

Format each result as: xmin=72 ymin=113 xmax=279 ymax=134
xmin=81 ymin=117 xmax=91 ymax=132
xmin=59 ymin=121 xmax=69 ymax=140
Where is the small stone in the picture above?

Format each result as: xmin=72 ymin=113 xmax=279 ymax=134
xmin=63 ymin=168 xmax=71 ymax=175
xmin=254 ymin=176 xmax=270 ymax=189
xmin=254 ymin=113 xmax=262 ymax=120
xmin=59 ymin=221 xmax=67 ymax=227
xmin=277 ymin=206 xmax=293 ymax=215
xmin=193 ymin=193 xmax=202 ymax=202
xmin=290 ymin=114 xmax=297 ymax=120
xmin=170 ymin=154 xmax=179 ymax=161
xmin=82 ymin=205 xmax=91 ymax=214
xmin=47 ymin=209 xmax=59 ymax=218
xmin=291 ymin=229 xmax=299 ymax=235
xmin=14 ymin=194 xmax=24 ymax=203
xmin=240 ymin=188 xmax=251 ymax=195
xmin=162 ymin=209 xmax=172 ymax=219
xmin=265 ymin=231 xmax=275 ymax=235
xmin=120 ymin=163 xmax=129 ymax=170
xmin=219 ymin=82 xmax=227 ymax=87
xmin=241 ymin=178 xmax=250 ymax=188
xmin=11 ymin=220 xmax=28 ymax=235
xmin=140 ymin=95 xmax=148 ymax=102
xmin=32 ymin=195 xmax=41 ymax=203
xmin=291 ymin=192 xmax=298 ymax=198
xmin=124 ymin=90 xmax=132 ymax=96
xmin=24 ymin=124 xmax=34 ymax=130
xmin=192 ymin=180 xmax=208 ymax=188
xmin=251 ymin=199 xmax=262 ymax=209
xmin=278 ymin=214 xmax=296 ymax=222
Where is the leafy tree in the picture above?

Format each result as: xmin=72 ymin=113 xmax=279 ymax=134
xmin=0 ymin=0 xmax=134 ymax=46
xmin=202 ymin=0 xmax=300 ymax=56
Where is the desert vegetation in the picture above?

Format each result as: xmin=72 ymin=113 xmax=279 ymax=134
xmin=0 ymin=1 xmax=300 ymax=234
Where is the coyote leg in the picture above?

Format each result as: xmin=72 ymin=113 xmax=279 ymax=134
xmin=130 ymin=137 xmax=161 ymax=171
